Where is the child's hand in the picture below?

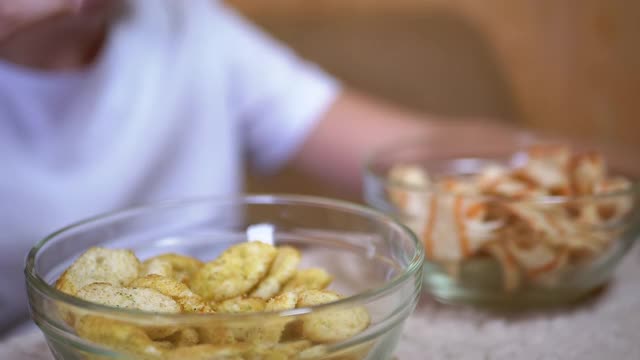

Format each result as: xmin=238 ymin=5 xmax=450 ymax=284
xmin=0 ymin=0 xmax=84 ymax=40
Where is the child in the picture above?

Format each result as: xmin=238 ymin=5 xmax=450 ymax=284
xmin=0 ymin=0 xmax=518 ymax=334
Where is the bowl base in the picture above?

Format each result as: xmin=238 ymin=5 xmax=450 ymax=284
xmin=420 ymin=253 xmax=619 ymax=309
xmin=424 ymin=280 xmax=607 ymax=310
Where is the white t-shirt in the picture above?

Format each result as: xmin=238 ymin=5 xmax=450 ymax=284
xmin=0 ymin=0 xmax=339 ymax=331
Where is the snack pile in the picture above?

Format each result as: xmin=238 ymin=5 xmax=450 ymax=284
xmin=387 ymin=145 xmax=634 ymax=291
xmin=55 ymin=242 xmax=370 ymax=359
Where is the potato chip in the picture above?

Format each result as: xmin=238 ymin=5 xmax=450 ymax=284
xmin=142 ymin=253 xmax=203 ymax=285
xmin=569 ymin=153 xmax=606 ymax=195
xmin=163 ymin=327 xmax=200 ymax=347
xmin=387 ymin=164 xmax=431 ymax=221
xmin=75 ymin=316 xmax=166 ymax=359
xmin=270 ymin=340 xmax=312 ymax=355
xmin=477 ymin=165 xmax=509 ymax=191
xmin=282 ymin=268 xmax=332 ymax=293
xmin=130 ymin=275 xmax=210 ymax=313
xmin=438 ymin=177 xmax=480 ymax=196
xmin=207 ymin=291 xmax=285 ymax=343
xmin=56 ymin=247 xmax=140 ymax=295
xmin=297 ymin=290 xmax=370 ymax=343
xmin=301 ymin=309 xmax=370 ymax=344
xmin=516 ymin=159 xmax=569 ymax=192
xmin=245 ymin=340 xmax=312 ymax=360
xmin=593 ymin=177 xmax=634 ymax=222
xmin=576 ymin=203 xmax=603 ymax=226
xmin=299 ymin=342 xmax=372 ymax=360
xmin=485 ymin=177 xmax=538 ymax=199
xmin=504 ymin=205 xmax=605 ymax=252
xmin=76 ymin=282 xmax=182 ymax=339
xmin=243 ymin=292 xmax=299 ymax=345
xmin=209 ymin=297 xmax=267 ymax=344
xmin=502 ymin=203 xmax=564 ymax=238
xmin=251 ymin=246 xmax=301 ymax=299
xmin=298 ymin=345 xmax=328 ymax=359
xmin=191 ymin=242 xmax=277 ymax=301
xmin=542 ymin=211 xmax=609 ymax=253
xmin=164 ymin=343 xmax=249 ymax=360
xmin=155 ymin=341 xmax=175 ymax=351
xmin=76 ymin=283 xmax=181 ymax=314
xmin=212 ymin=297 xmax=266 ymax=314
xmin=196 ymin=325 xmax=237 ymax=346
xmin=140 ymin=258 xmax=174 ymax=278
xmin=266 ymin=291 xmax=298 ymax=311
xmin=388 ymin=164 xmax=430 ymax=188
xmin=422 ymin=195 xmax=500 ymax=261
xmin=519 ymin=145 xmax=572 ymax=194
xmin=296 ymin=289 xmax=341 ymax=307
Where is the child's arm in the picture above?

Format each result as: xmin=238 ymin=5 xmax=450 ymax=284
xmin=214 ymin=4 xmax=525 ymax=195
xmin=292 ymin=90 xmax=526 ymax=195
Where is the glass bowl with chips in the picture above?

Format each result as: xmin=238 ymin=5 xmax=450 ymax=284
xmin=25 ymin=195 xmax=423 ymax=360
xmin=364 ymin=138 xmax=640 ymax=307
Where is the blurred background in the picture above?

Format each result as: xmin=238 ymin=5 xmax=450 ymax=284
xmin=228 ymin=0 xmax=640 ymax=201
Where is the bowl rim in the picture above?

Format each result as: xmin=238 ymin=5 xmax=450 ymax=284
xmin=25 ymin=194 xmax=424 ymax=322
xmin=363 ymin=137 xmax=640 ymax=204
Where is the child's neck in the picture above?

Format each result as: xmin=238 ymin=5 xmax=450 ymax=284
xmin=0 ymin=6 xmax=122 ymax=72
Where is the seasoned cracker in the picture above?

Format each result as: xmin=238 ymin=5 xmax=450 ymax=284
xmin=76 ymin=283 xmax=180 ymax=313
xmin=130 ymin=275 xmax=209 ymax=313
xmin=55 ymin=247 xmax=140 ymax=295
xmin=164 ymin=343 xmax=249 ymax=360
xmin=251 ymin=246 xmax=301 ymax=299
xmin=163 ymin=327 xmax=200 ymax=347
xmin=142 ymin=253 xmax=203 ymax=285
xmin=75 ymin=316 xmax=166 ymax=358
xmin=213 ymin=297 xmax=266 ymax=314
xmin=297 ymin=290 xmax=370 ymax=343
xmin=191 ymin=242 xmax=277 ymax=301
xmin=282 ymin=268 xmax=332 ymax=293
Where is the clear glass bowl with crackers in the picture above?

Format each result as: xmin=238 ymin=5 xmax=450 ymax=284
xmin=364 ymin=137 xmax=639 ymax=307
xmin=25 ymin=195 xmax=423 ymax=359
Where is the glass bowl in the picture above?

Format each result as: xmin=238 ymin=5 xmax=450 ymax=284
xmin=25 ymin=195 xmax=423 ymax=360
xmin=364 ymin=138 xmax=640 ymax=308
